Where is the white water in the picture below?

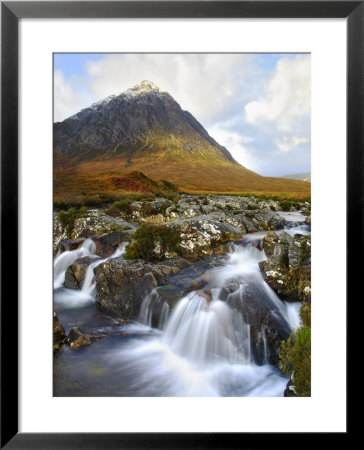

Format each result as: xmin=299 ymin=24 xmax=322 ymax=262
xmin=111 ymin=242 xmax=302 ymax=396
xmin=53 ymin=238 xmax=96 ymax=289
xmin=54 ymin=226 xmax=306 ymax=396
xmin=81 ymin=244 xmax=125 ymax=297
xmin=54 ymin=241 xmax=125 ymax=308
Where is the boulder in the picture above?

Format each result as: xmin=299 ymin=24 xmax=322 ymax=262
xmin=64 ymin=255 xmax=101 ymax=290
xmin=219 ymin=275 xmax=291 ymax=365
xmin=53 ymin=313 xmax=66 ymax=352
xmin=66 ymin=327 xmax=107 ymax=349
xmin=94 ymin=257 xmax=189 ymax=318
xmin=56 ymin=238 xmax=85 ymax=255
xmin=288 ymin=235 xmax=311 ymax=268
xmin=262 ymin=232 xmax=279 ymax=257
xmin=259 ymin=233 xmax=311 ymax=302
xmin=284 ymin=378 xmax=297 ymax=397
xmin=53 ymin=210 xmax=136 ymax=251
xmin=166 ymin=215 xmax=242 ymax=258
xmin=91 ymin=231 xmax=128 ymax=258
xmin=73 ymin=211 xmax=136 ymax=239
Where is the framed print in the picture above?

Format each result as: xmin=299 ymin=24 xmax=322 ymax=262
xmin=1 ymin=1 xmax=359 ymax=447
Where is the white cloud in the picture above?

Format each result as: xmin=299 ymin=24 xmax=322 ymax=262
xmin=85 ymin=54 xmax=256 ymax=125
xmin=245 ymin=55 xmax=310 ymax=133
xmin=208 ymin=124 xmax=257 ymax=171
xmin=53 ymin=70 xmax=89 ymax=122
xmin=275 ymin=136 xmax=309 ymax=152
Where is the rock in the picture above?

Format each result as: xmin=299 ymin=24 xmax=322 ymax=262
xmin=94 ymin=258 xmax=165 ymax=318
xmin=94 ymin=256 xmax=191 ymax=318
xmin=288 ymin=235 xmax=311 ymax=268
xmin=259 ymin=257 xmax=290 ymax=296
xmin=260 ymin=259 xmax=310 ymax=302
xmin=53 ymin=313 xmax=66 ymax=352
xmin=91 ymin=231 xmax=128 ymax=257
xmin=262 ymin=232 xmax=279 ymax=257
xmin=284 ymin=378 xmax=297 ymax=397
xmin=219 ymin=275 xmax=291 ymax=365
xmin=64 ymin=255 xmax=101 ymax=290
xmin=73 ymin=211 xmax=136 ymax=239
xmin=250 ymin=210 xmax=286 ymax=230
xmin=228 ymin=214 xmax=257 ymax=233
xmin=53 ymin=213 xmax=68 ymax=254
xmin=183 ymin=276 xmax=209 ymax=295
xmin=259 ymin=232 xmax=311 ymax=302
xmin=258 ymin=200 xmax=279 ymax=212
xmin=53 ymin=210 xmax=136 ymax=251
xmin=66 ymin=327 xmax=107 ymax=349
xmin=166 ymin=215 xmax=242 ymax=258
xmin=56 ymin=238 xmax=85 ymax=255
xmin=130 ymin=199 xmax=174 ymax=222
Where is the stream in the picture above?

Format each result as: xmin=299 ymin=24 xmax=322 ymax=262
xmin=53 ymin=212 xmax=309 ymax=397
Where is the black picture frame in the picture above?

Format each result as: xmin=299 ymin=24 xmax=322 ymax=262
xmin=1 ymin=1 xmax=358 ymax=448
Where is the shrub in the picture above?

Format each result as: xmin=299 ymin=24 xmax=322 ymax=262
xmin=300 ymin=237 xmax=311 ymax=262
xmin=124 ymin=224 xmax=181 ymax=261
xmin=58 ymin=206 xmax=88 ymax=237
xmin=247 ymin=204 xmax=259 ymax=210
xmin=106 ymin=199 xmax=133 ymax=217
xmin=299 ymin=301 xmax=311 ymax=327
xmin=160 ymin=180 xmax=178 ymax=192
xmin=280 ymin=323 xmax=311 ymax=397
xmin=280 ymin=200 xmax=293 ymax=211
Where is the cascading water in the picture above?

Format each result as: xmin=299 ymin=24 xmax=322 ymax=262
xmin=54 ymin=241 xmax=125 ymax=308
xmin=81 ymin=244 xmax=125 ymax=298
xmin=107 ymin=240 xmax=302 ymax=396
xmin=53 ymin=238 xmax=96 ymax=289
xmin=54 ymin=218 xmax=309 ymax=397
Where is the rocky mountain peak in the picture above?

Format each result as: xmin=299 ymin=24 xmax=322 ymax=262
xmin=127 ymin=80 xmax=162 ymax=95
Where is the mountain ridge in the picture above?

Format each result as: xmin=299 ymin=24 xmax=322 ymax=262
xmin=54 ymin=80 xmax=238 ymax=165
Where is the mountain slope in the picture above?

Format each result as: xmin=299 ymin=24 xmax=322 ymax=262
xmin=281 ymin=172 xmax=311 ymax=182
xmin=53 ymin=81 xmax=310 ymax=198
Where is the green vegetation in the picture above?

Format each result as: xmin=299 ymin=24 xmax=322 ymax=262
xmin=58 ymin=206 xmax=88 ymax=237
xmin=280 ymin=302 xmax=311 ymax=396
xmin=106 ymin=198 xmax=134 ymax=217
xmin=280 ymin=200 xmax=293 ymax=211
xmin=160 ymin=179 xmax=178 ymax=192
xmin=300 ymin=237 xmax=311 ymax=262
xmin=124 ymin=224 xmax=181 ymax=261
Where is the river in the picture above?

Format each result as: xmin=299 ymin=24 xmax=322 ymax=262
xmin=53 ymin=212 xmax=309 ymax=397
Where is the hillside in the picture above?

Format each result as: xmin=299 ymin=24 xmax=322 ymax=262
xmin=281 ymin=172 xmax=311 ymax=182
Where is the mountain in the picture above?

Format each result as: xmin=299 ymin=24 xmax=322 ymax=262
xmin=53 ymin=81 xmax=310 ymax=199
xmin=281 ymin=172 xmax=311 ymax=182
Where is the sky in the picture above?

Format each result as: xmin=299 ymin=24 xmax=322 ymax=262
xmin=54 ymin=53 xmax=310 ymax=177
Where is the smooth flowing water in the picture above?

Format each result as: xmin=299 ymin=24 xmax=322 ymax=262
xmin=53 ymin=218 xmax=308 ymax=397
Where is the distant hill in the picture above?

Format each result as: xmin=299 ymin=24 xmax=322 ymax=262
xmin=53 ymin=80 xmax=310 ymax=202
xmin=281 ymin=172 xmax=311 ymax=182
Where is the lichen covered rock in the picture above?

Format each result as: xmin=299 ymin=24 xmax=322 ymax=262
xmin=94 ymin=257 xmax=189 ymax=318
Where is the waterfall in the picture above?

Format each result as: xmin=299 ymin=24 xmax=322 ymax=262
xmin=130 ymin=242 xmax=301 ymax=374
xmin=55 ymin=224 xmax=309 ymax=396
xmin=53 ymin=238 xmax=96 ymax=289
xmin=54 ymin=242 xmax=125 ymax=308
xmin=163 ymin=293 xmax=243 ymax=365
xmin=81 ymin=244 xmax=125 ymax=298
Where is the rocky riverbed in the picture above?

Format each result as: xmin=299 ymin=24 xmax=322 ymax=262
xmin=53 ymin=194 xmax=311 ymax=397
